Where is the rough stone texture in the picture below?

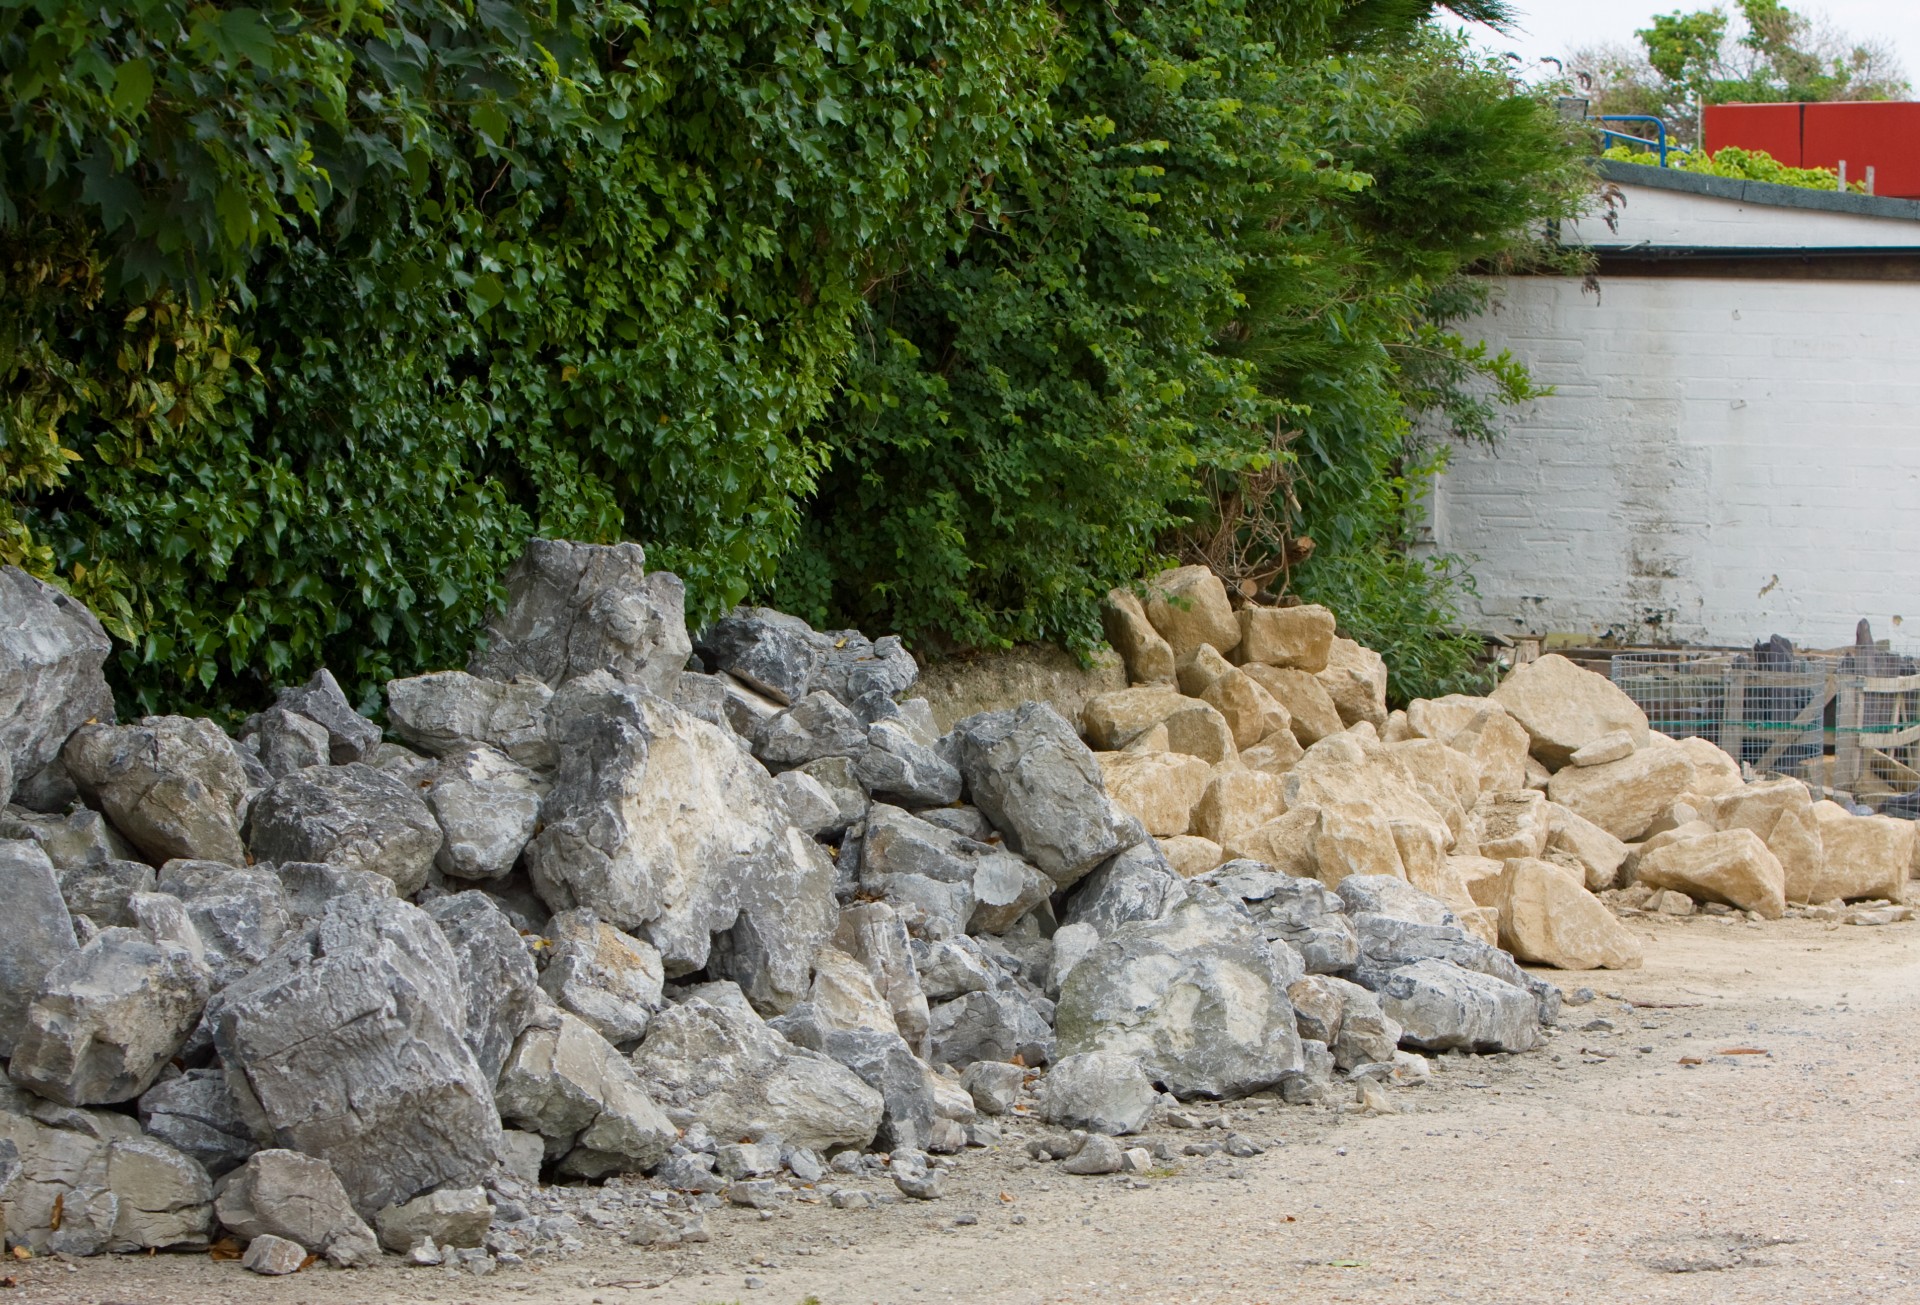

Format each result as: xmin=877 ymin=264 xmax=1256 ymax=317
xmin=1233 ymin=604 xmax=1336 ymax=672
xmin=788 ymin=947 xmax=897 ymax=1035
xmin=137 ymin=1067 xmax=264 ymax=1179
xmin=1035 ymin=1052 xmax=1157 ymax=1136
xmin=1308 ymin=976 xmax=1400 ymax=1071
xmin=0 ymin=566 xmax=115 ymax=807
xmin=1805 ymin=802 xmax=1912 ymax=904
xmin=910 ymin=937 xmax=993 ymax=1005
xmin=212 ymin=1149 xmax=379 ymax=1266
xmin=1635 ymin=828 xmax=1787 ymax=919
xmin=1317 ymin=637 xmax=1390 ymax=728
xmin=155 ymin=861 xmax=293 ymax=991
xmin=242 ymin=1231 xmax=308 ymax=1274
xmin=1102 ymin=589 xmax=1177 ymax=686
xmin=1544 ymin=802 xmax=1632 ymax=892
xmin=1204 ymin=867 xmax=1357 ymax=975
xmin=247 ymin=764 xmax=443 ymax=896
xmin=1141 ymin=566 xmax=1241 ymax=661
xmin=1702 ymin=778 xmax=1822 ymax=902
xmin=1450 ymin=706 xmax=1533 ymax=795
xmin=0 ymin=839 xmax=79 ymax=1056
xmin=469 ymin=539 xmax=690 ymax=698
xmin=835 ymin=903 xmax=932 ymax=1053
xmin=959 ymin=1061 xmax=1025 ymax=1116
xmin=1490 ymin=654 xmax=1651 ymax=769
xmin=753 ymin=691 xmax=868 ymax=771
xmin=274 ymin=860 xmax=398 ymax=922
xmin=853 ymin=719 xmax=963 ymax=808
xmin=1281 ymin=734 xmax=1454 ymax=887
xmin=247 ymin=707 xmax=332 ymax=778
xmin=207 ymin=894 xmax=502 ymax=1218
xmin=1675 ymin=735 xmax=1744 ymax=799
xmin=1569 ymin=730 xmax=1636 ymax=767
xmin=965 ymin=853 xmax=1054 ymax=937
xmin=812 ymin=1028 xmax=936 ymax=1154
xmin=1239 ymin=728 xmax=1306 ymax=777
xmin=374 ymin=1186 xmax=490 ymax=1253
xmin=1495 ymin=858 xmax=1644 ymax=970
xmin=273 ymin=669 xmax=383 ymax=765
xmin=1470 ymin=790 xmax=1551 ymax=861
xmin=1189 ymin=769 xmax=1289 ymax=847
xmin=1046 ymin=922 xmax=1101 ymax=997
xmin=421 ymin=892 xmax=543 ymax=1085
xmin=774 ymin=769 xmax=844 ymax=837
xmin=1199 ymin=669 xmax=1291 ymax=751
xmin=1378 ymin=959 xmax=1543 ymax=1054
xmin=537 ymin=908 xmax=663 ymax=1047
xmin=9 ymin=926 xmax=211 ymax=1106
xmin=1 ymin=806 xmax=134 ymax=873
xmin=1547 ymin=744 xmax=1697 ymax=842
xmin=950 ymin=703 xmax=1140 ymax=890
xmin=386 ymin=671 xmax=557 ymax=769
xmin=1081 ymin=687 xmax=1194 ymax=752
xmin=927 ymin=987 xmax=1055 ymax=1070
xmin=1059 ymin=843 xmax=1189 ymax=938
xmin=1054 ymin=892 xmax=1302 ymax=1100
xmin=425 ymin=746 xmax=542 ymax=881
xmin=0 ymin=1099 xmax=215 ymax=1254
xmin=1220 ymin=808 xmax=1322 ymax=879
xmin=1095 ymin=750 xmax=1210 ymax=837
xmin=1159 ymin=834 xmax=1225 ymax=878
xmin=796 ymin=757 xmax=868 ymax=832
xmin=695 ymin=607 xmax=916 ymax=709
xmin=525 ymin=677 xmax=832 ymax=1013
xmin=63 ymin=717 xmax=256 ymax=865
xmin=494 ymin=1013 xmax=676 ymax=1177
xmin=630 ymin=984 xmax=882 ymax=1154
xmin=1241 ymin=665 xmax=1344 ymax=747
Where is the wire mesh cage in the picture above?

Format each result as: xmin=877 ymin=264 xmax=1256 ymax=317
xmin=1610 ymin=641 xmax=1920 ymax=818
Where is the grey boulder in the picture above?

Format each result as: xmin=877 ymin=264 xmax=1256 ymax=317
xmin=63 ymin=717 xmax=257 ymax=865
xmin=1060 ymin=842 xmax=1188 ymax=937
xmin=212 ymin=1148 xmax=380 ymax=1267
xmin=385 ymin=670 xmax=556 ymax=769
xmin=0 ymin=805 xmax=133 ymax=872
xmin=695 ymin=607 xmax=916 ymax=707
xmin=927 ymin=987 xmax=1054 ymax=1071
xmin=949 ymin=703 xmax=1139 ymax=890
xmin=537 ymin=908 xmax=664 ymax=1047
xmin=422 ymin=892 xmax=544 ymax=1085
xmin=494 ymin=1012 xmax=676 ymax=1178
xmin=1204 ymin=866 xmax=1357 ymax=975
xmin=425 ymin=745 xmax=542 ymax=881
xmin=207 ymin=894 xmax=501 ymax=1218
xmin=0 ymin=839 xmax=79 ymax=1055
xmin=272 ymin=669 xmax=382 ymax=764
xmin=245 ymin=706 xmax=332 ymax=778
xmin=374 ymin=1185 xmax=490 ymax=1253
xmin=0 ymin=566 xmax=114 ymax=808
xmin=1378 ymin=959 xmax=1543 ymax=1054
xmin=806 ymin=1028 xmax=936 ymax=1154
xmin=858 ymin=803 xmax=1046 ymax=941
xmin=853 ymin=720 xmax=962 ymax=808
xmin=246 ymin=763 xmax=444 ymax=897
xmin=155 ymin=861 xmax=293 ymax=991
xmin=468 ymin=539 xmax=690 ymax=698
xmin=137 ymin=1068 xmax=265 ymax=1178
xmin=752 ymin=691 xmax=868 ymax=771
xmin=1035 ymin=1052 xmax=1157 ymax=1136
xmin=774 ymin=769 xmax=844 ymax=838
xmin=57 ymin=859 xmax=155 ymax=929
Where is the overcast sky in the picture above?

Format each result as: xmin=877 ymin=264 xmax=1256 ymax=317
xmin=1455 ymin=2 xmax=1918 ymax=81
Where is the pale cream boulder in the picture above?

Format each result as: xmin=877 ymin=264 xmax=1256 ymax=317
xmin=1081 ymin=687 xmax=1187 ymax=751
xmin=1386 ymin=739 xmax=1480 ymax=848
xmin=1495 ymin=858 xmax=1643 ymax=970
xmin=1635 ymin=828 xmax=1786 ymax=918
xmin=1157 ymin=835 xmax=1225 ymax=878
xmin=1524 ymin=755 xmax=1551 ymax=791
xmin=1490 ymin=653 xmax=1650 ymax=769
xmin=1242 ymin=665 xmax=1343 ymax=746
xmin=1456 ymin=856 xmax=1507 ymax=909
xmin=1283 ymin=734 xmax=1455 ymax=887
xmin=1160 ymin=700 xmax=1239 ymax=765
xmin=1674 ymin=736 xmax=1743 ymax=799
xmin=1142 ymin=566 xmax=1241 ymax=661
xmin=1190 ymin=769 xmax=1289 ymax=846
xmin=1222 ymin=808 xmax=1321 ymax=879
xmin=1122 ymin=723 xmax=1170 ymax=753
xmin=1803 ymin=803 xmax=1912 ymax=904
xmin=1175 ymin=644 xmax=1235 ymax=698
xmin=1232 ymin=604 xmax=1335 ymax=672
xmin=1546 ymin=743 xmax=1696 ymax=841
xmin=1702 ymin=778 xmax=1821 ymax=897
xmin=1102 ymin=589 xmax=1176 ymax=687
xmin=1200 ymin=669 xmax=1291 ymax=751
xmin=1450 ymin=707 xmax=1531 ymax=795
xmin=1544 ymin=801 xmax=1631 ymax=892
xmin=1239 ymin=729 xmax=1305 ymax=776
xmin=1405 ymin=695 xmax=1496 ymax=745
xmin=1381 ymin=710 xmax=1412 ymax=743
xmin=1569 ymin=730 xmax=1636 ymax=768
xmin=1317 ymin=637 xmax=1389 ymax=728
xmin=1622 ymin=818 xmax=1714 ymax=881
xmin=1095 ymin=751 xmax=1211 ymax=838
xmin=1469 ymin=790 xmax=1550 ymax=861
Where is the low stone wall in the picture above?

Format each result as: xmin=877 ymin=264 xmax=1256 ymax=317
xmin=914 ymin=645 xmax=1127 ymax=734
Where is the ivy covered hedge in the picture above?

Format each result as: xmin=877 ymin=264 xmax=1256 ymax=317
xmin=2 ymin=0 xmax=1590 ymax=714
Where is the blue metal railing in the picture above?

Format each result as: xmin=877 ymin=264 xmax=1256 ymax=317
xmin=1596 ymin=114 xmax=1686 ymax=166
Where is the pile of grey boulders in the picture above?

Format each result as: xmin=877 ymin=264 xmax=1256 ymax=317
xmin=0 ymin=543 xmax=1561 ymax=1273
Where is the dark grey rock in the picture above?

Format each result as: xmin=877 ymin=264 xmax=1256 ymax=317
xmin=854 ymin=721 xmax=962 ymax=808
xmin=274 ymin=669 xmax=382 ymax=764
xmin=137 ymin=1067 xmax=263 ymax=1178
xmin=63 ymin=717 xmax=257 ymax=865
xmin=246 ymin=707 xmax=332 ymax=777
xmin=1061 ymin=842 xmax=1188 ymax=937
xmin=156 ymin=861 xmax=293 ymax=991
xmin=914 ymin=805 xmax=995 ymax=842
xmin=212 ymin=1148 xmax=380 ymax=1266
xmin=773 ymin=769 xmax=843 ymax=837
xmin=0 ymin=806 xmax=133 ymax=872
xmin=247 ymin=763 xmax=443 ymax=897
xmin=0 ymin=839 xmax=79 ymax=1056
xmin=0 ymin=566 xmax=114 ymax=808
xmin=815 ymin=1028 xmax=936 ymax=1154
xmin=385 ymin=670 xmax=556 ymax=769
xmin=1377 ymin=959 xmax=1543 ymax=1054
xmin=423 ymin=892 xmax=544 ymax=1085
xmin=425 ymin=745 xmax=542 ymax=881
xmin=1202 ymin=867 xmax=1358 ymax=975
xmin=753 ymin=691 xmax=868 ymax=771
xmin=692 ymin=608 xmax=821 ymax=706
xmin=274 ymin=860 xmax=397 ymax=921
xmin=58 ymin=858 xmax=156 ymax=929
xmin=494 ymin=1012 xmax=676 ymax=1178
xmin=1279 ymin=1039 xmax=1338 ymax=1106
xmin=927 ymin=988 xmax=1053 ymax=1071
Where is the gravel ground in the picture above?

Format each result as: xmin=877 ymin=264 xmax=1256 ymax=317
xmin=22 ymin=909 xmax=1920 ymax=1305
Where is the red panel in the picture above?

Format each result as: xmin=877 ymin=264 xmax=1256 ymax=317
xmin=1704 ymin=103 xmax=1803 ymax=165
xmin=1802 ymin=102 xmax=1920 ymax=199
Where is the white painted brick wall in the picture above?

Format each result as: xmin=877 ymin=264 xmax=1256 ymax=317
xmin=1433 ymin=273 xmax=1920 ymax=647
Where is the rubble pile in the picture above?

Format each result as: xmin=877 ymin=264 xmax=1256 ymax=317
xmin=0 ymin=549 xmax=1906 ymax=1274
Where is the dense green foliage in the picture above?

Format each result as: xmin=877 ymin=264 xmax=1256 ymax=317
xmin=1581 ymin=1 xmax=1906 ymax=145
xmin=1602 ymin=142 xmax=1864 ymax=191
xmin=4 ymin=0 xmax=1590 ymax=713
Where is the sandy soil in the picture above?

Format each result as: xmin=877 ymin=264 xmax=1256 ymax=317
xmin=24 ymin=909 xmax=1920 ymax=1305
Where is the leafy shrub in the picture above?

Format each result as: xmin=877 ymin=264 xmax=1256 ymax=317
xmin=1602 ymin=142 xmax=1864 ymax=192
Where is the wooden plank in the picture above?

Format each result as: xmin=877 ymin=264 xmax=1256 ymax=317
xmin=1721 ymin=666 xmax=1747 ymax=763
xmin=1753 ymin=674 xmax=1837 ymax=774
xmin=1836 ymin=675 xmax=1868 ymax=790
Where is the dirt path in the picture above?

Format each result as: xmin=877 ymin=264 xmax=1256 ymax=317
xmin=32 ymin=912 xmax=1920 ymax=1305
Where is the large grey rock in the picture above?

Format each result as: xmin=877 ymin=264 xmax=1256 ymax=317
xmin=796 ymin=757 xmax=869 ymax=830
xmin=525 ymin=677 xmax=833 ymax=1013
xmin=137 ymin=1068 xmax=264 ymax=1178
xmin=910 ymin=937 xmax=994 ymax=1003
xmin=0 ymin=806 xmax=133 ymax=872
xmin=468 ymin=539 xmax=690 ymax=697
xmin=385 ymin=670 xmax=557 ymax=769
xmin=1035 ymin=1052 xmax=1156 ymax=1136
xmin=695 ymin=607 xmax=917 ymax=708
xmin=156 ymin=861 xmax=292 ymax=991
xmin=0 ymin=566 xmax=114 ymax=807
xmin=63 ymin=717 xmax=256 ymax=865
xmin=212 ymin=1149 xmax=379 ymax=1266
xmin=9 ymin=926 xmax=211 ymax=1106
xmin=537 ymin=908 xmax=663 ymax=1047
xmin=207 ymin=894 xmax=501 ymax=1218
xmin=835 ymin=902 xmax=932 ymax=1051
xmin=858 ymin=803 xmax=1046 ymax=940
xmin=808 ymin=1028 xmax=936 ymax=1154
xmin=1378 ymin=959 xmax=1543 ymax=1053
xmin=853 ymin=720 xmax=962 ymax=808
xmin=495 ymin=1012 xmax=676 ymax=1178
xmin=247 ymin=764 xmax=443 ymax=896
xmin=422 ymin=892 xmax=543 ymax=1085
xmin=245 ymin=707 xmax=332 ymax=778
xmin=753 ymin=691 xmax=867 ymax=771
xmin=1054 ymin=893 xmax=1301 ymax=1100
xmin=629 ymin=983 xmax=882 ymax=1154
xmin=58 ymin=859 xmax=156 ymax=929
xmin=273 ymin=668 xmax=382 ymax=765
xmin=0 ymin=840 xmax=78 ymax=1055
xmin=274 ymin=860 xmax=398 ymax=921
xmin=926 ymin=987 xmax=1054 ymax=1070
xmin=374 ymin=1185 xmax=490 ymax=1253
xmin=0 ymin=1091 xmax=214 ymax=1253
xmin=242 ymin=1232 xmax=307 ymax=1274
xmin=1288 ymin=975 xmax=1401 ymax=1071
xmin=1201 ymin=862 xmax=1357 ymax=974
xmin=1060 ymin=842 xmax=1188 ymax=937
xmin=966 ymin=852 xmax=1055 ymax=937
xmin=949 ymin=703 xmax=1139 ymax=890
xmin=425 ymin=745 xmax=542 ymax=881
xmin=774 ymin=769 xmax=844 ymax=838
